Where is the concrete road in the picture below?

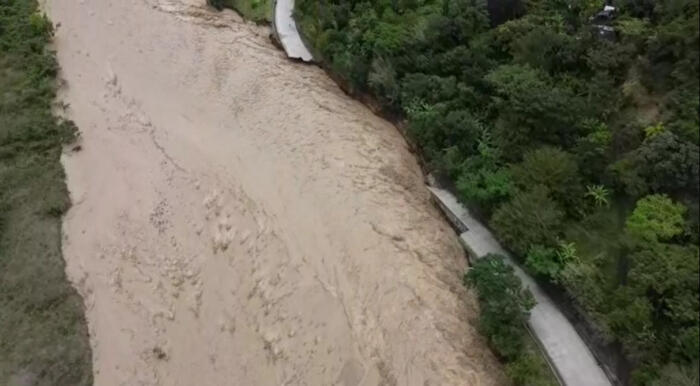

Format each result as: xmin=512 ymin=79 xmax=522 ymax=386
xmin=428 ymin=186 xmax=612 ymax=386
xmin=273 ymin=0 xmax=313 ymax=61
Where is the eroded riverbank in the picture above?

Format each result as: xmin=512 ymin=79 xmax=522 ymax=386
xmin=48 ymin=0 xmax=503 ymax=384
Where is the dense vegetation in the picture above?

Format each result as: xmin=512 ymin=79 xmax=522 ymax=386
xmin=209 ymin=0 xmax=272 ymax=22
xmin=294 ymin=0 xmax=699 ymax=384
xmin=0 ymin=0 xmax=92 ymax=384
xmin=465 ymin=255 xmax=558 ymax=386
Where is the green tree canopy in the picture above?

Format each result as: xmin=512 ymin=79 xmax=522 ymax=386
xmin=510 ymin=146 xmax=584 ymax=213
xmin=612 ymin=132 xmax=700 ymax=198
xmin=626 ymin=194 xmax=686 ymax=242
xmin=492 ymin=186 xmax=564 ymax=256
xmin=486 ymin=64 xmax=584 ymax=157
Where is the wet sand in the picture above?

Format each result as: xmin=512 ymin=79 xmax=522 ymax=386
xmin=48 ymin=0 xmax=504 ymax=384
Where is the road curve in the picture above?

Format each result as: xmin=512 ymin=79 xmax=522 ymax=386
xmin=273 ymin=0 xmax=313 ymax=61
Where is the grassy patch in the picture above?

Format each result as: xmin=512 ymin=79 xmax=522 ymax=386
xmin=0 ymin=0 xmax=93 ymax=384
xmin=210 ymin=0 xmax=272 ymax=23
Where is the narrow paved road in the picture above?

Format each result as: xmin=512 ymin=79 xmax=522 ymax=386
xmin=48 ymin=0 xmax=504 ymax=384
xmin=429 ymin=186 xmax=612 ymax=386
xmin=274 ymin=0 xmax=312 ymax=61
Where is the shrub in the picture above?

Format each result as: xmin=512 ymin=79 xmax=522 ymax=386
xmin=506 ymin=353 xmax=557 ymax=386
xmin=464 ymin=254 xmax=535 ymax=359
xmin=525 ymin=244 xmax=559 ymax=278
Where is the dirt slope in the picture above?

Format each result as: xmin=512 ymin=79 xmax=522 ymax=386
xmin=47 ymin=0 xmax=504 ymax=384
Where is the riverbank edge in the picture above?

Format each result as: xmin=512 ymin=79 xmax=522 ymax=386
xmin=282 ymin=6 xmax=621 ymax=386
xmin=208 ymin=2 xmax=594 ymax=384
xmin=296 ymin=25 xmax=624 ymax=385
xmin=0 ymin=1 xmax=93 ymax=384
xmin=270 ymin=5 xmax=563 ymax=386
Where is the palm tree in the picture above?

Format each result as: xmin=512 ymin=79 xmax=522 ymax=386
xmin=557 ymin=241 xmax=578 ymax=264
xmin=585 ymin=184 xmax=610 ymax=208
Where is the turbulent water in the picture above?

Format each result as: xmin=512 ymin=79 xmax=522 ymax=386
xmin=48 ymin=0 xmax=504 ymax=384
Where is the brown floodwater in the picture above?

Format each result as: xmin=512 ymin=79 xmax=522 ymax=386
xmin=47 ymin=0 xmax=505 ymax=384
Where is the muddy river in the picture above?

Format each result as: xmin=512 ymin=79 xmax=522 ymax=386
xmin=47 ymin=0 xmax=503 ymax=384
